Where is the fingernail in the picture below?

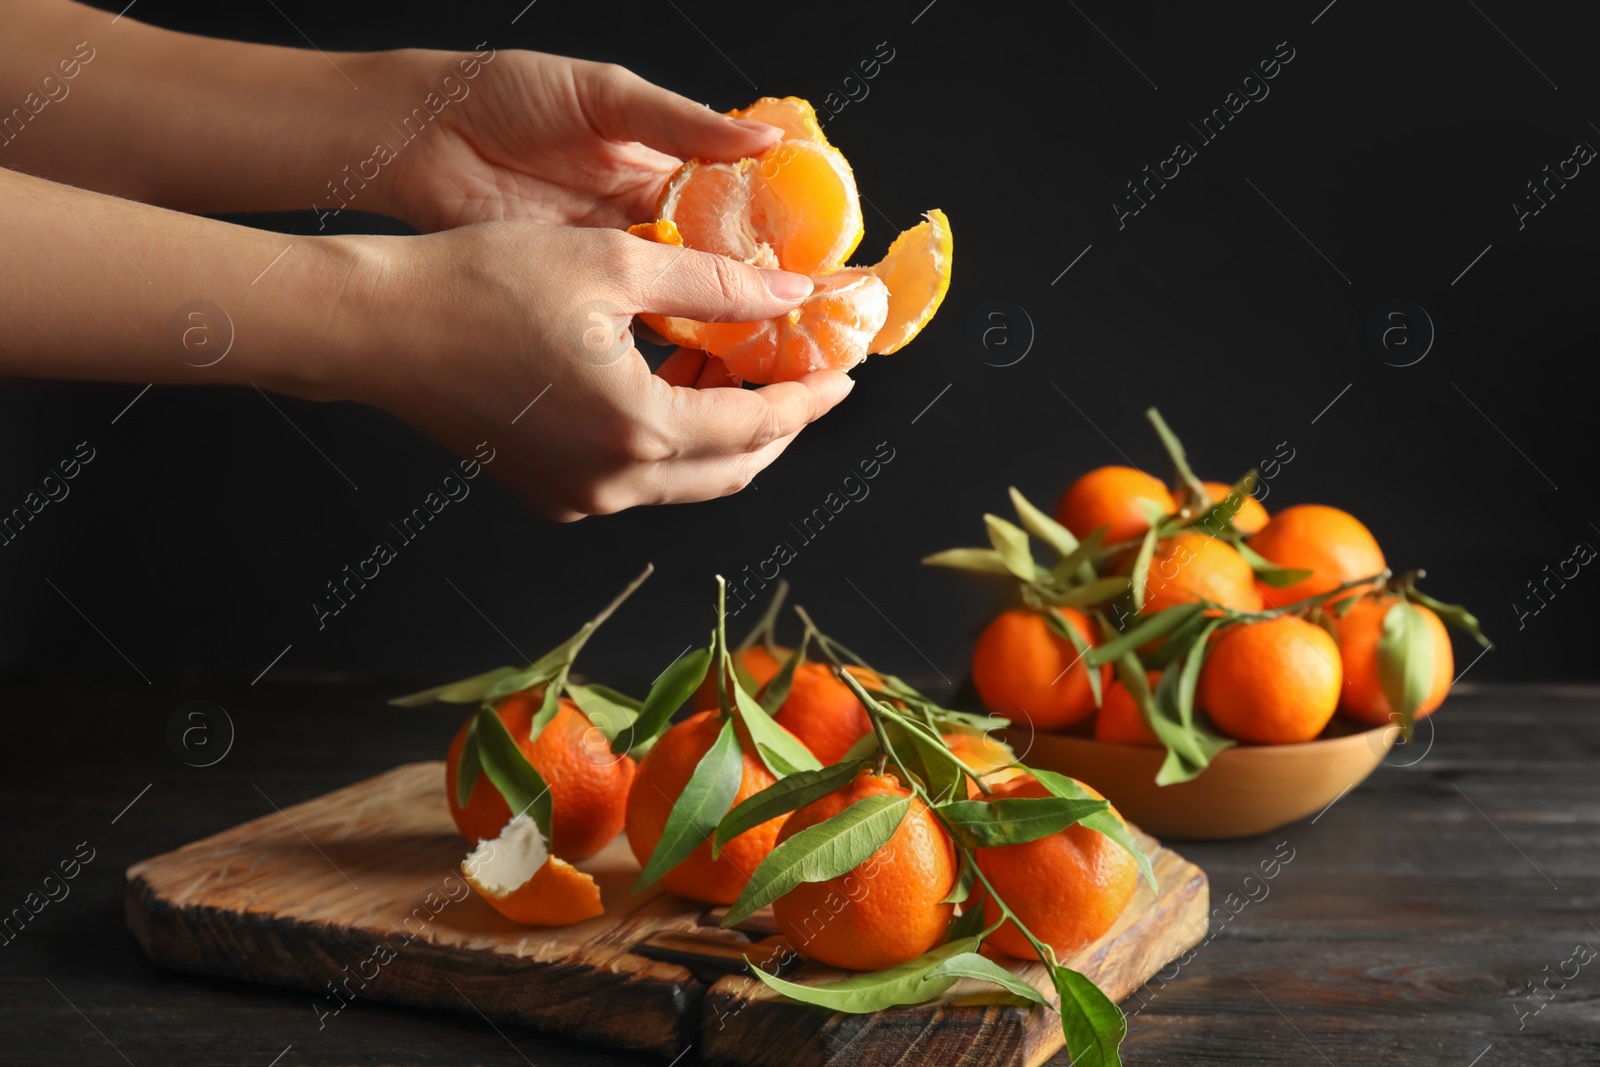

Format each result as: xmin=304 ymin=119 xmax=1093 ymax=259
xmin=731 ymin=118 xmax=784 ymax=138
xmin=760 ymin=269 xmax=813 ymax=301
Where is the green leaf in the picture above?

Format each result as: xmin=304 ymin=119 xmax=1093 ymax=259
xmin=527 ymin=678 xmax=566 ymax=742
xmin=564 ymin=682 xmax=639 ymax=742
xmin=1045 ymin=608 xmax=1103 ymax=708
xmin=1087 ymin=605 xmax=1203 ymax=666
xmin=745 ymin=935 xmax=979 ymax=1012
xmin=474 ymin=705 xmax=553 ymax=841
xmin=613 ymin=647 xmax=711 ymax=755
xmin=1037 ymin=575 xmax=1132 ymax=608
xmin=937 ymin=795 xmax=1110 ymax=848
xmin=1032 ymin=769 xmax=1157 ymax=893
xmin=1137 ymin=608 xmax=1210 ymax=671
xmin=714 ymin=759 xmax=867 ymax=856
xmin=388 ymin=666 xmax=523 ymax=707
xmin=1405 ymin=587 xmax=1491 ymax=648
xmin=985 ymin=514 xmax=1039 ymax=582
xmin=579 ymin=683 xmax=643 ymax=711
xmin=1233 ymin=538 xmax=1314 ymax=588
xmin=636 ymin=716 xmax=744 ymax=890
xmin=732 ymin=673 xmax=822 ymax=775
xmin=941 ymin=854 xmax=979 ymax=906
xmin=759 ymin=637 xmax=808 ymax=715
xmin=922 ymin=547 xmax=1017 ymax=577
xmin=1114 ymin=653 xmax=1232 ymax=786
xmin=454 ymin=716 xmax=482 ymax=809
xmin=1052 ymin=964 xmax=1127 ymax=1067
xmin=723 ymin=793 xmax=909 ymax=926
xmin=1009 ymin=486 xmax=1080 ymax=560
xmin=1377 ymin=601 xmax=1435 ymax=742
xmin=1051 ymin=525 xmax=1107 ymax=584
xmin=1127 ymin=524 xmax=1161 ymax=612
xmin=925 ymin=953 xmax=1051 ymax=1007
xmin=1186 ymin=470 xmax=1257 ymax=534
xmin=1145 ymin=407 xmax=1207 ymax=509
xmin=481 ymin=663 xmax=556 ymax=706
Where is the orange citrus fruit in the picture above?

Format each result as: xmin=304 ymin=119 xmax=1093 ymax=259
xmin=624 ymin=710 xmax=782 ymax=905
xmin=1247 ymin=504 xmax=1386 ymax=609
xmin=973 ymin=776 xmax=1139 ymax=960
xmin=446 ymin=693 xmax=635 ymax=862
xmin=972 ymin=607 xmax=1109 ymax=731
xmin=943 ymin=732 xmax=1027 ymax=797
xmin=461 ymin=814 xmax=603 ymax=926
xmin=629 ymin=95 xmax=951 ymax=384
xmin=1138 ymin=532 xmax=1264 ymax=615
xmin=1056 ymin=466 xmax=1175 ymax=544
xmin=692 ymin=644 xmax=787 ymax=712
xmin=768 ymin=662 xmax=877 ymax=765
xmin=1093 ymin=674 xmax=1162 ymax=746
xmin=770 ymin=769 xmax=956 ymax=970
xmin=1200 ymin=481 xmax=1269 ymax=535
xmin=1196 ymin=617 xmax=1343 ymax=744
xmin=1332 ymin=596 xmax=1454 ymax=726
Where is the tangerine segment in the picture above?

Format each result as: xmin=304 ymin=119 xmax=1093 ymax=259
xmin=658 ymin=139 xmax=864 ymax=275
xmin=461 ymin=814 xmax=604 ymax=927
xmin=865 ymin=209 xmax=953 ymax=355
xmin=729 ymin=96 xmax=826 ymax=144
xmin=644 ymin=269 xmax=888 ymax=384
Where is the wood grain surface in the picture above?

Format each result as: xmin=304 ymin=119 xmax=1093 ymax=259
xmin=5 ymin=680 xmax=1596 ymax=1066
xmin=121 ymin=759 xmax=1206 ymax=1065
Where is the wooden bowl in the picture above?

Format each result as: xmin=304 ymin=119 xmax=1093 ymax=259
xmin=1003 ymin=720 xmax=1398 ymax=840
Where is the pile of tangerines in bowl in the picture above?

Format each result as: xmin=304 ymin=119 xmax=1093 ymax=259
xmin=926 ymin=408 xmax=1488 ymax=838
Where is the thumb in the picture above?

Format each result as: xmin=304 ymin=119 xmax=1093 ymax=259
xmin=578 ymin=61 xmax=782 ymax=162
xmin=617 ymin=237 xmax=813 ymax=322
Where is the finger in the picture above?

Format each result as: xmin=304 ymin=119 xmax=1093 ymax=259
xmin=655 ymin=346 xmax=706 ymax=387
xmin=578 ymin=61 xmax=783 ymax=162
xmin=694 ymin=355 xmax=741 ymax=389
xmin=653 ymin=429 xmax=803 ymax=504
xmin=657 ymin=369 xmax=854 ymax=458
xmin=615 ymin=236 xmax=813 ymax=322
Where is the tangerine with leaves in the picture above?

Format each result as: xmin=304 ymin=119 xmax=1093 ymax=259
xmin=624 ymin=710 xmax=782 ymax=905
xmin=446 ymin=692 xmax=635 ymax=861
xmin=1056 ymin=466 xmax=1175 ymax=545
xmin=973 ymin=607 xmax=1108 ymax=730
xmin=692 ymin=644 xmax=785 ymax=712
xmin=1197 ymin=616 xmax=1343 ymax=744
xmin=769 ymin=662 xmax=878 ymax=764
xmin=1248 ymin=504 xmax=1385 ymax=609
xmin=1093 ymin=674 xmax=1163 ymax=747
xmin=943 ymin=731 xmax=1027 ymax=796
xmin=973 ymin=776 xmax=1139 ymax=960
xmin=1200 ymin=481 xmax=1269 ymax=535
xmin=770 ymin=769 xmax=957 ymax=971
xmin=1333 ymin=595 xmax=1454 ymax=726
xmin=1138 ymin=532 xmax=1264 ymax=615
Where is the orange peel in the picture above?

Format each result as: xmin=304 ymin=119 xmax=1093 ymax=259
xmin=461 ymin=814 xmax=603 ymax=927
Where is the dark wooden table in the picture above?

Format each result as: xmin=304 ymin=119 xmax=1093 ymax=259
xmin=2 ymin=678 xmax=1595 ymax=1065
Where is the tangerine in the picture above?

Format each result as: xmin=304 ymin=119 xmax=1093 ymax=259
xmin=1332 ymin=596 xmax=1453 ymax=726
xmin=1056 ymin=466 xmax=1175 ymax=545
xmin=624 ymin=710 xmax=783 ymax=904
xmin=1247 ymin=504 xmax=1385 ymax=609
xmin=769 ymin=662 xmax=877 ymax=765
xmin=770 ymin=770 xmax=956 ymax=970
xmin=446 ymin=693 xmax=635 ymax=861
xmin=1200 ymin=481 xmax=1269 ymax=535
xmin=973 ymin=776 xmax=1139 ymax=960
xmin=1196 ymin=616 xmax=1343 ymax=744
xmin=972 ymin=607 xmax=1109 ymax=731
xmin=1093 ymin=674 xmax=1162 ymax=747
xmin=1138 ymin=532 xmax=1264 ymax=615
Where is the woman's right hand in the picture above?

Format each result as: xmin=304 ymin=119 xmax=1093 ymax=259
xmin=338 ymin=223 xmax=854 ymax=521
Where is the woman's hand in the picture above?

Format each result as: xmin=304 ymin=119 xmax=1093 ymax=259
xmin=379 ymin=50 xmax=781 ymax=233
xmin=350 ymin=222 xmax=851 ymax=519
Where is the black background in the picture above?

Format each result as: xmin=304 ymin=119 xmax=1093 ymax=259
xmin=3 ymin=0 xmax=1596 ymax=696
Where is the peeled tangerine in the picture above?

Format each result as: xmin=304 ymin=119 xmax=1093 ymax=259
xmin=461 ymin=814 xmax=603 ymax=927
xmin=629 ymin=96 xmax=952 ymax=384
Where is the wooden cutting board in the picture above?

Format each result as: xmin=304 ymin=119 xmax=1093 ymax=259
xmin=125 ymin=762 xmax=1208 ymax=1066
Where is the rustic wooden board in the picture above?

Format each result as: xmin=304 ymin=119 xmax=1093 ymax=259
xmin=125 ymin=761 xmax=1208 ymax=1065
